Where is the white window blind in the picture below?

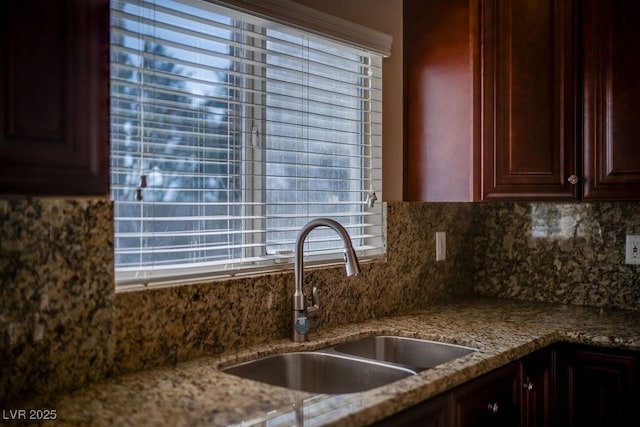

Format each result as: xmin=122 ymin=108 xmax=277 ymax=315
xmin=110 ymin=0 xmax=386 ymax=288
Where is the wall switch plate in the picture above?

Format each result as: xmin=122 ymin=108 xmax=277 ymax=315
xmin=625 ymin=235 xmax=640 ymax=265
xmin=436 ymin=232 xmax=446 ymax=261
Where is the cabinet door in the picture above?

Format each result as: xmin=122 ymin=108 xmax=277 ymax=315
xmin=557 ymin=345 xmax=640 ymax=427
xmin=0 ymin=0 xmax=109 ymax=195
xmin=582 ymin=0 xmax=640 ymax=199
xmin=403 ymin=0 xmax=480 ymax=202
xmin=370 ymin=393 xmax=451 ymax=427
xmin=481 ymin=0 xmax=578 ymax=200
xmin=451 ymin=362 xmax=520 ymax=427
xmin=521 ymin=348 xmax=555 ymax=427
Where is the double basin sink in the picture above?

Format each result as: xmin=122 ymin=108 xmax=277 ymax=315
xmin=222 ymin=336 xmax=477 ymax=394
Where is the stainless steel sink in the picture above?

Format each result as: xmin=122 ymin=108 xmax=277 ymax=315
xmin=221 ymin=351 xmax=415 ymax=393
xmin=332 ymin=336 xmax=477 ymax=371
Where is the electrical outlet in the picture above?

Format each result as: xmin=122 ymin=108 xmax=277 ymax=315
xmin=436 ymin=232 xmax=446 ymax=261
xmin=625 ymin=235 xmax=640 ymax=265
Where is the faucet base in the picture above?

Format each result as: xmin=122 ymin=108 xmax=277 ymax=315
xmin=293 ymin=310 xmax=310 ymax=342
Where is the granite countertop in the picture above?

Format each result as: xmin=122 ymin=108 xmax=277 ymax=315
xmin=42 ymin=299 xmax=640 ymax=426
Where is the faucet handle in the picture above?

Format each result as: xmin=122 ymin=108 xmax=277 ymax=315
xmin=307 ymin=286 xmax=321 ymax=318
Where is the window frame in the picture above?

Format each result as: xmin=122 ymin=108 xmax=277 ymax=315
xmin=110 ymin=0 xmax=391 ymax=291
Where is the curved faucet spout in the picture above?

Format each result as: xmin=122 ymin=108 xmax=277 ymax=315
xmin=292 ymin=218 xmax=361 ymax=342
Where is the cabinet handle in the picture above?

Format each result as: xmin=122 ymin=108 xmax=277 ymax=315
xmin=523 ymin=380 xmax=534 ymax=391
xmin=487 ymin=402 xmax=499 ymax=414
xmin=567 ymin=174 xmax=579 ymax=185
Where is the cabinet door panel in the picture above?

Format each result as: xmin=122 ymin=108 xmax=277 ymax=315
xmin=370 ymin=393 xmax=450 ymax=427
xmin=403 ymin=0 xmax=479 ymax=202
xmin=582 ymin=0 xmax=640 ymax=199
xmin=521 ymin=348 xmax=555 ymax=427
xmin=0 ymin=0 xmax=109 ymax=195
xmin=451 ymin=363 xmax=519 ymax=427
xmin=482 ymin=0 xmax=577 ymax=199
xmin=557 ymin=346 xmax=640 ymax=427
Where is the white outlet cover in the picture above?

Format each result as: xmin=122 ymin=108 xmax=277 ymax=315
xmin=625 ymin=235 xmax=640 ymax=265
xmin=436 ymin=231 xmax=446 ymax=261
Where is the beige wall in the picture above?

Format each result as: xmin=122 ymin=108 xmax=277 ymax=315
xmin=293 ymin=0 xmax=404 ymax=201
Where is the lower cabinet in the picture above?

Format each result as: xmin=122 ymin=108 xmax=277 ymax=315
xmin=371 ymin=345 xmax=638 ymax=427
xmin=451 ymin=362 xmax=520 ymax=427
xmin=556 ymin=345 xmax=640 ymax=427
xmin=371 ymin=362 xmax=521 ymax=427
xmin=372 ymin=393 xmax=451 ymax=427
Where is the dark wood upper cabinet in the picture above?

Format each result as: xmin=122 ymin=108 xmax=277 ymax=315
xmin=582 ymin=0 xmax=640 ymax=199
xmin=0 ymin=0 xmax=109 ymax=196
xmin=404 ymin=0 xmax=480 ymax=201
xmin=482 ymin=0 xmax=578 ymax=200
xmin=405 ymin=0 xmax=640 ymax=201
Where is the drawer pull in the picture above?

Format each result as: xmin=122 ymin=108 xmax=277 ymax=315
xmin=487 ymin=402 xmax=499 ymax=414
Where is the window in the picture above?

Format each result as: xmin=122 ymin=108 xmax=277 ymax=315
xmin=110 ymin=0 xmax=388 ymax=289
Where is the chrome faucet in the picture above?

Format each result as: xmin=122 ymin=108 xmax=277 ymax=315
xmin=292 ymin=218 xmax=361 ymax=342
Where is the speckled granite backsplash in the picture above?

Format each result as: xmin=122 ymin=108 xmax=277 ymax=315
xmin=2 ymin=199 xmax=639 ymax=404
xmin=473 ymin=202 xmax=640 ymax=311
xmin=0 ymin=199 xmax=115 ymax=404
xmin=1 ymin=200 xmax=474 ymax=403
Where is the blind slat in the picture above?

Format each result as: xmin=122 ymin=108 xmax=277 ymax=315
xmin=111 ymin=5 xmax=380 ymax=72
